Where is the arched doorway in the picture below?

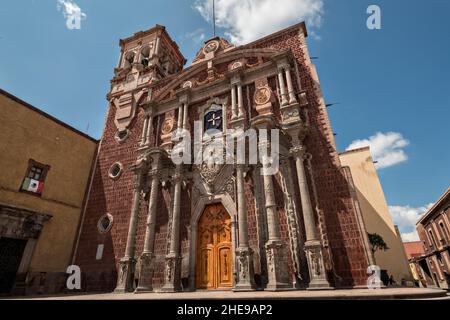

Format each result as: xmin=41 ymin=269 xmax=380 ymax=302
xmin=196 ymin=203 xmax=233 ymax=290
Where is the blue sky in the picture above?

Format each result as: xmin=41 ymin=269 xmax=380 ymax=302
xmin=1 ymin=0 xmax=449 ymax=240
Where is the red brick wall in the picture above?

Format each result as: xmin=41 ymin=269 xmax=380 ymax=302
xmin=247 ymin=28 xmax=369 ymax=287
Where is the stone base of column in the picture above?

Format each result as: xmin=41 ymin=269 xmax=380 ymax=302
xmin=161 ymin=253 xmax=181 ymax=292
xmin=114 ymin=257 xmax=136 ymax=293
xmin=135 ymin=252 xmax=155 ymax=293
xmin=304 ymin=240 xmax=334 ymax=290
xmin=265 ymin=240 xmax=292 ymax=291
xmin=233 ymin=247 xmax=256 ymax=291
xmin=229 ymin=117 xmax=245 ymax=130
xmin=280 ymin=102 xmax=301 ymax=127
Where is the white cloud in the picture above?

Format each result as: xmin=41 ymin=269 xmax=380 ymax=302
xmin=57 ymin=0 xmax=87 ymax=30
xmin=185 ymin=28 xmax=206 ymax=44
xmin=346 ymin=132 xmax=410 ymax=169
xmin=388 ymin=203 xmax=433 ymax=242
xmin=401 ymin=231 xmax=420 ymax=242
xmin=194 ymin=0 xmax=324 ymax=45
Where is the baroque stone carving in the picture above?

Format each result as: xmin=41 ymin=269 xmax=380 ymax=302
xmin=165 ymin=256 xmax=175 ymax=282
xmin=203 ymin=40 xmax=219 ymax=54
xmin=266 ymin=245 xmax=275 ymax=274
xmin=182 ymin=80 xmax=193 ymax=89
xmin=161 ymin=118 xmax=174 ymax=135
xmin=254 ymin=86 xmax=272 ymax=105
xmin=253 ymin=78 xmax=273 ymax=115
xmin=230 ymin=61 xmax=243 ymax=70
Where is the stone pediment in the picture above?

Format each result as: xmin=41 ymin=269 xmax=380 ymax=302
xmin=152 ymin=48 xmax=283 ymax=103
xmin=191 ymin=37 xmax=235 ymax=65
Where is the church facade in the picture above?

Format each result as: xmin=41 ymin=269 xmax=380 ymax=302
xmin=73 ymin=22 xmax=372 ymax=293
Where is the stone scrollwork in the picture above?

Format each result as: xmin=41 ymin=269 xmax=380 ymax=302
xmin=282 ymin=108 xmax=300 ymax=122
xmin=266 ymin=246 xmax=275 ymax=274
xmin=165 ymin=256 xmax=176 ymax=283
xmin=237 ymin=248 xmax=250 ymax=280
xmin=254 ymin=86 xmax=272 ymax=106
xmin=200 ymin=162 xmax=223 ymax=187
xmin=161 ymin=118 xmax=174 ymax=135
xmin=182 ymin=80 xmax=193 ymax=89
xmin=230 ymin=61 xmax=243 ymax=70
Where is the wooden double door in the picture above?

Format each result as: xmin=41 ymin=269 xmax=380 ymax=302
xmin=196 ymin=204 xmax=233 ymax=290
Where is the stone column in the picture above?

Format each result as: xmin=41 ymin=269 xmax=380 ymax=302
xmin=144 ymin=110 xmax=154 ymax=145
xmin=231 ymin=84 xmax=238 ymax=119
xmin=162 ymin=166 xmax=183 ymax=292
xmin=260 ymin=147 xmax=291 ymax=291
xmin=136 ymin=170 xmax=160 ymax=292
xmin=285 ymin=67 xmax=298 ymax=105
xmin=115 ymin=168 xmax=145 ymax=293
xmin=290 ymin=144 xmax=332 ymax=290
xmin=177 ymin=104 xmax=183 ymax=129
xmin=277 ymin=67 xmax=288 ymax=106
xmin=234 ymin=165 xmax=255 ymax=291
xmin=230 ymin=219 xmax=238 ymax=288
xmin=237 ymin=82 xmax=244 ymax=119
xmin=140 ymin=116 xmax=149 ymax=145
xmin=188 ymin=224 xmax=198 ymax=291
xmin=182 ymin=102 xmax=189 ymax=130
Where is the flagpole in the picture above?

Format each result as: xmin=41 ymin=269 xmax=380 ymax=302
xmin=212 ymin=0 xmax=216 ymax=37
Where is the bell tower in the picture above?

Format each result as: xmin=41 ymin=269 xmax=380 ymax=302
xmin=110 ymin=25 xmax=186 ymax=294
xmin=108 ymin=25 xmax=186 ymax=133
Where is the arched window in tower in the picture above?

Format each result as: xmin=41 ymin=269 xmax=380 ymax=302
xmin=140 ymin=46 xmax=151 ymax=67
xmin=123 ymin=51 xmax=135 ymax=69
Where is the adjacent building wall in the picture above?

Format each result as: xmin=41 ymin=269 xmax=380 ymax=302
xmin=339 ymin=147 xmax=412 ymax=283
xmin=0 ymin=89 xmax=98 ymax=294
xmin=416 ymin=188 xmax=450 ymax=289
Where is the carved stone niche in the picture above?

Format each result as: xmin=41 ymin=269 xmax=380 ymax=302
xmin=253 ymin=77 xmax=274 ymax=116
xmin=112 ymin=89 xmax=146 ymax=132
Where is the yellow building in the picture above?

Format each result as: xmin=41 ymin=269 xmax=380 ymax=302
xmin=339 ymin=147 xmax=413 ymax=284
xmin=0 ymin=89 xmax=97 ymax=295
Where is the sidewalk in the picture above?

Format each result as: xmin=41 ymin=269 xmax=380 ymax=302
xmin=6 ymin=287 xmax=447 ymax=300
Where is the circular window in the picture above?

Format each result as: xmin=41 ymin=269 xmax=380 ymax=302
xmin=115 ymin=129 xmax=129 ymax=143
xmin=108 ymin=162 xmax=123 ymax=180
xmin=97 ymin=214 xmax=113 ymax=234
